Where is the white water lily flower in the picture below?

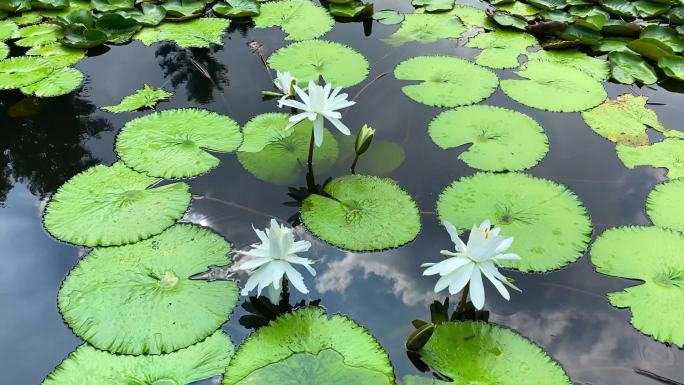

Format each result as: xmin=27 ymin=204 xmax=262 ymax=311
xmin=278 ymin=80 xmax=356 ymax=147
xmin=422 ymin=220 xmax=521 ymax=310
xmin=236 ymin=219 xmax=315 ymax=304
xmin=273 ymin=71 xmax=296 ymax=101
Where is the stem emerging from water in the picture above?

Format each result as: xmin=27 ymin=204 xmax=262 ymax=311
xmin=456 ymin=284 xmax=470 ymax=315
xmin=307 ymin=128 xmax=315 ymax=175
xmin=350 ymin=154 xmax=360 ymax=174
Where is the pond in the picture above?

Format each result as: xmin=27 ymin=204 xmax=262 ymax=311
xmin=1 ymin=0 xmax=684 ymax=384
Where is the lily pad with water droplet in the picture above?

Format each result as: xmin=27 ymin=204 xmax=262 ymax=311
xmin=116 ymin=109 xmax=242 ymax=179
xmin=58 ymin=224 xmax=239 ymax=355
xmin=223 ymin=307 xmax=395 ymax=385
xmin=384 ymin=12 xmax=466 ymax=46
xmin=394 ymin=56 xmax=498 ymax=108
xmin=25 ymin=43 xmax=86 ymax=68
xmin=437 ymin=172 xmax=592 ymax=272
xmin=0 ymin=56 xmax=54 ymax=90
xmin=429 ymin=105 xmax=548 ymax=171
xmin=647 ymin=179 xmax=684 ymax=233
xmin=15 ymin=22 xmax=63 ymax=46
xmin=591 ymin=226 xmax=684 ymax=347
xmin=135 ymin=18 xmax=230 ymax=48
xmin=466 ymin=30 xmax=536 ymax=69
xmin=43 ymin=162 xmax=191 ymax=247
xmin=268 ymin=40 xmax=369 ymax=88
xmin=254 ymin=0 xmax=333 ymax=41
xmin=617 ymin=138 xmax=684 ymax=179
xmin=526 ymin=49 xmax=610 ymax=81
xmin=301 ymin=174 xmax=420 ymax=251
xmin=42 ymin=331 xmax=234 ymax=384
xmin=103 ymin=84 xmax=172 ymax=112
xmin=418 ymin=321 xmax=572 ymax=384
xmin=0 ymin=19 xmax=17 ymax=40
xmin=501 ymin=61 xmax=607 ymax=112
xmin=20 ymin=66 xmax=83 ymax=97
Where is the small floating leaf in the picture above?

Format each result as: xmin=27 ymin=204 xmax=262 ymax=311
xmin=600 ymin=0 xmax=638 ymax=17
xmin=609 ymin=51 xmax=658 ymax=84
xmin=647 ymin=179 xmax=684 ymax=233
xmin=15 ymin=22 xmax=63 ymax=46
xmin=135 ymin=17 xmax=230 ymax=48
xmin=20 ymin=66 xmax=83 ymax=97
xmin=526 ymin=49 xmax=610 ymax=81
xmin=328 ymin=1 xmax=373 ymax=18
xmin=617 ymin=138 xmax=684 ymax=179
xmin=450 ymin=5 xmax=494 ymax=29
xmin=466 ymin=30 xmax=536 ymax=69
xmin=0 ymin=56 xmax=54 ymax=90
xmin=25 ymin=43 xmax=86 ymax=68
xmin=164 ymin=0 xmax=206 ymax=17
xmin=253 ymin=0 xmax=333 ymax=41
xmin=498 ymin=2 xmax=541 ymax=17
xmin=491 ymin=11 xmax=531 ymax=30
xmin=385 ymin=12 xmax=466 ymax=46
xmin=9 ymin=11 xmax=43 ymax=25
xmin=373 ymin=9 xmax=404 ymax=25
xmin=103 ymin=84 xmax=172 ymax=112
xmin=413 ymin=0 xmax=454 ymax=13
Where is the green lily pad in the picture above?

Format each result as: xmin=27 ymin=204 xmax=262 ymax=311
xmin=617 ymin=138 xmax=684 ymax=179
xmin=116 ymin=108 xmax=242 ymax=179
xmin=647 ymin=179 xmax=684 ymax=233
xmin=103 ymin=84 xmax=172 ymax=112
xmin=530 ymin=0 xmax=567 ymax=10
xmin=384 ymin=12 xmax=466 ymax=46
xmin=336 ymin=135 xmax=406 ymax=176
xmin=43 ymin=162 xmax=191 ymax=247
xmin=413 ymin=0 xmax=454 ymax=13
xmin=20 ymin=66 xmax=83 ymax=97
xmin=498 ymin=1 xmax=541 ymax=17
xmin=403 ymin=375 xmax=450 ymax=385
xmin=43 ymin=331 xmax=234 ymax=384
xmin=164 ymin=0 xmax=206 ymax=17
xmin=602 ymin=19 xmax=642 ymax=37
xmin=301 ymin=174 xmax=420 ymax=251
xmin=223 ymin=307 xmax=395 ymax=385
xmin=556 ymin=24 xmax=602 ymax=44
xmin=15 ymin=22 xmax=63 ymax=46
xmin=9 ymin=11 xmax=43 ymax=25
xmin=572 ymin=6 xmax=609 ymax=30
xmin=466 ymin=31 xmax=536 ymax=69
xmin=253 ymin=0 xmax=333 ymax=41
xmin=450 ymin=5 xmax=494 ymax=29
xmin=600 ymin=0 xmax=638 ymax=17
xmin=268 ymin=40 xmax=369 ymax=88
xmin=394 ymin=56 xmax=498 ymax=108
xmin=25 ymin=43 xmax=86 ymax=68
xmin=1 ymin=0 xmax=30 ymax=12
xmin=213 ymin=0 xmax=260 ymax=18
xmin=372 ymin=9 xmax=404 ymax=25
xmin=92 ymin=0 xmax=133 ymax=11
xmin=658 ymin=55 xmax=684 ymax=80
xmin=667 ymin=6 xmax=684 ymax=24
xmin=328 ymin=1 xmax=373 ymax=18
xmin=627 ymin=38 xmax=674 ymax=61
xmin=526 ymin=49 xmax=610 ymax=81
xmin=635 ymin=0 xmax=671 ymax=17
xmin=0 ymin=56 xmax=54 ymax=90
xmin=609 ymin=51 xmax=658 ymax=85
xmin=437 ymin=172 xmax=592 ymax=272
xmin=593 ymin=37 xmax=632 ymax=53
xmin=591 ymin=226 xmax=684 ymax=347
xmin=135 ymin=17 xmax=230 ymax=48
xmin=429 ymin=105 xmax=548 ymax=171
xmin=640 ymin=25 xmax=684 ymax=52
xmin=31 ymin=0 xmax=68 ymax=10
xmin=95 ymin=12 xmax=141 ymax=44
xmin=501 ymin=61 xmax=607 ymax=112
xmin=61 ymin=25 xmax=108 ymax=48
xmin=121 ymin=3 xmax=166 ymax=26
xmin=238 ymin=113 xmax=338 ymax=185
xmin=418 ymin=321 xmax=572 ymax=384
xmin=0 ymin=41 xmax=6 ymax=59
xmin=491 ymin=11 xmax=530 ymax=30
xmin=58 ymin=224 xmax=239 ymax=355
xmin=0 ymin=19 xmax=17 ymax=40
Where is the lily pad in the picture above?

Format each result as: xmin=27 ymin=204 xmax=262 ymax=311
xmin=95 ymin=12 xmax=141 ymax=44
xmin=116 ymin=108 xmax=242 ymax=179
xmin=9 ymin=11 xmax=43 ymax=25
xmin=43 ymin=331 xmax=234 ymax=384
xmin=61 ymin=26 xmax=108 ymax=48
xmin=92 ymin=0 xmax=133 ymax=12
xmin=403 ymin=375 xmax=450 ymax=385
xmin=600 ymin=0 xmax=638 ymax=17
xmin=394 ymin=56 xmax=498 ymax=108
xmin=25 ymin=43 xmax=86 ymax=68
xmin=413 ymin=0 xmax=454 ymax=13
xmin=20 ymin=67 xmax=83 ymax=97
xmin=328 ymin=1 xmax=373 ymax=18
xmin=429 ymin=105 xmax=548 ymax=171
xmin=135 ymin=17 xmax=230 ymax=48
xmin=372 ymin=9 xmax=404 ymax=25
xmin=58 ymin=224 xmax=239 ymax=355
xmin=640 ymin=25 xmax=684 ymax=52
xmin=15 ymin=22 xmax=63 ymax=46
xmin=103 ymin=84 xmax=172 ymax=113
xmin=0 ymin=19 xmax=17 ymax=40
xmin=0 ymin=56 xmax=54 ymax=90
xmin=556 ymin=24 xmax=602 ymax=44
xmin=164 ymin=0 xmax=206 ymax=17
xmin=301 ymin=174 xmax=420 ymax=251
xmin=466 ymin=31 xmax=536 ymax=69
xmin=609 ymin=51 xmax=658 ymax=85
xmin=526 ymin=49 xmax=610 ymax=81
xmin=501 ymin=61 xmax=606 ymax=112
xmin=450 ymin=5 xmax=495 ymax=29
xmin=498 ymin=2 xmax=542 ymax=17
xmin=437 ymin=172 xmax=592 ymax=272
xmin=253 ymin=0 xmax=333 ymax=41
xmin=0 ymin=41 xmax=6 ymax=59
xmin=635 ymin=0 xmax=671 ymax=17
xmin=238 ymin=113 xmax=338 ymax=185
xmin=491 ymin=11 xmax=529 ymax=30
xmin=223 ymin=307 xmax=395 ymax=385
xmin=627 ymin=38 xmax=674 ymax=61
xmin=385 ymin=12 xmax=466 ymax=46
xmin=43 ymin=162 xmax=191 ymax=247
xmin=658 ymin=55 xmax=684 ymax=80
xmin=213 ymin=0 xmax=260 ymax=18
xmin=122 ymin=3 xmax=166 ymax=26
xmin=647 ymin=179 xmax=684 ymax=233
xmin=617 ymin=138 xmax=684 ymax=179
xmin=418 ymin=321 xmax=572 ymax=384
xmin=268 ymin=40 xmax=369 ymax=87
xmin=591 ymin=226 xmax=684 ymax=347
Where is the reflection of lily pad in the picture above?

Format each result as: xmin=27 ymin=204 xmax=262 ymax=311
xmin=466 ymin=31 xmax=536 ymax=69
xmin=429 ymin=105 xmax=548 ymax=171
xmin=116 ymin=109 xmax=242 ymax=178
xmin=526 ymin=49 xmax=610 ymax=81
xmin=419 ymin=321 xmax=572 ymax=384
xmin=43 ymin=162 xmax=191 ymax=247
xmin=394 ymin=56 xmax=498 ymax=108
xmin=337 ymin=135 xmax=405 ymax=176
xmin=254 ymin=0 xmax=333 ymax=41
xmin=58 ymin=224 xmax=239 ymax=355
xmin=103 ymin=84 xmax=172 ymax=112
xmin=238 ymin=113 xmax=338 ymax=185
xmin=591 ymin=226 xmax=684 ymax=347
xmin=385 ymin=12 xmax=466 ymax=46
xmin=268 ymin=40 xmax=369 ymax=87
xmin=0 ymin=56 xmax=54 ymax=90
xmin=135 ymin=18 xmax=230 ymax=48
xmin=609 ymin=51 xmax=657 ymax=85
xmin=437 ymin=172 xmax=591 ymax=272
xmin=223 ymin=307 xmax=394 ymax=385
xmin=43 ymin=331 xmax=234 ymax=384
xmin=647 ymin=179 xmax=684 ymax=233
xmin=20 ymin=66 xmax=83 ymax=97
xmin=301 ymin=174 xmax=420 ymax=251
xmin=501 ymin=61 xmax=606 ymax=112
xmin=25 ymin=43 xmax=86 ymax=68
xmin=617 ymin=138 xmax=684 ymax=179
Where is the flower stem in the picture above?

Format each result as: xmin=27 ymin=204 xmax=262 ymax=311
xmin=307 ymin=128 xmax=315 ymax=175
xmin=279 ymin=276 xmax=290 ymax=313
xmin=456 ymin=283 xmax=470 ymax=315
xmin=350 ymin=153 xmax=360 ymax=174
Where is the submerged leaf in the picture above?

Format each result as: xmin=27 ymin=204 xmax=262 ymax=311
xmin=466 ymin=30 xmax=536 ymax=69
xmin=253 ymin=0 xmax=333 ymax=41
xmin=385 ymin=12 xmax=466 ymax=46
xmin=135 ymin=17 xmax=230 ymax=48
xmin=0 ymin=56 xmax=54 ymax=90
xmin=103 ymin=84 xmax=171 ymax=112
xmin=20 ymin=66 xmax=83 ymax=97
xmin=617 ymin=138 xmax=684 ymax=179
xmin=526 ymin=49 xmax=610 ymax=81
xmin=647 ymin=179 xmax=684 ymax=233
xmin=609 ymin=51 xmax=658 ymax=85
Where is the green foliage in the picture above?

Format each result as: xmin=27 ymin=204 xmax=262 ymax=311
xmin=640 ymin=25 xmax=684 ymax=52
xmin=15 ymin=23 xmax=62 ymax=46
xmin=658 ymin=55 xmax=684 ymax=80
xmin=526 ymin=49 xmax=610 ymax=81
xmin=20 ymin=66 xmax=83 ymax=97
xmin=0 ymin=41 xmax=6 ymax=59
xmin=413 ymin=0 xmax=454 ymax=13
xmin=627 ymin=38 xmax=674 ymax=61
xmin=372 ymin=9 xmax=404 ymax=25
xmin=617 ymin=138 xmax=684 ymax=179
xmin=385 ymin=12 xmax=466 ymax=46
xmin=0 ymin=0 xmax=31 ymax=12
xmin=466 ymin=31 xmax=536 ymax=69
xmin=609 ymin=51 xmax=658 ymax=84
xmin=213 ymin=0 xmax=260 ymax=18
xmin=647 ymin=179 xmax=684 ymax=233
xmin=164 ymin=0 xmax=206 ymax=17
xmin=0 ymin=56 xmax=54 ymax=90
xmin=91 ymin=0 xmax=133 ymax=12
xmin=328 ymin=1 xmax=373 ymax=18
xmin=254 ymin=0 xmax=333 ymax=40
xmin=0 ymin=19 xmax=18 ymax=40
xmin=451 ymin=5 xmax=494 ymax=29
xmin=135 ymin=17 xmax=230 ymax=48
xmin=25 ymin=43 xmax=85 ymax=67
xmin=103 ymin=84 xmax=171 ymax=112
xmin=95 ymin=12 xmax=142 ymax=43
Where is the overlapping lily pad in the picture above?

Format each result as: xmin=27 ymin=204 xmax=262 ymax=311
xmin=647 ymin=179 xmax=684 ymax=233
xmin=254 ymin=0 xmax=333 ymax=41
xmin=301 ymin=174 xmax=420 ymax=251
xmin=25 ymin=43 xmax=86 ymax=68
xmin=223 ymin=307 xmax=395 ymax=385
xmin=526 ymin=49 xmax=610 ymax=81
xmin=268 ymin=40 xmax=369 ymax=87
xmin=466 ymin=31 xmax=536 ymax=69
xmin=116 ymin=108 xmax=242 ymax=178
xmin=429 ymin=105 xmax=548 ymax=171
xmin=43 ymin=162 xmax=191 ymax=247
xmin=394 ymin=56 xmax=498 ymax=108
xmin=591 ymin=226 xmax=684 ymax=347
xmin=0 ymin=19 xmax=17 ymax=40
xmin=418 ymin=321 xmax=572 ymax=384
xmin=0 ymin=42 xmax=7 ymax=59
xmin=42 ymin=331 xmax=234 ymax=384
xmin=451 ymin=5 xmax=494 ymax=29
xmin=0 ymin=56 xmax=53 ymax=89
xmin=103 ymin=84 xmax=171 ymax=112
xmin=20 ymin=67 xmax=83 ymax=97
xmin=385 ymin=12 xmax=466 ymax=46
xmin=437 ymin=172 xmax=592 ymax=272
xmin=617 ymin=138 xmax=684 ymax=179
xmin=15 ymin=23 xmax=62 ymax=46
xmin=609 ymin=51 xmax=658 ymax=85
xmin=337 ymin=135 xmax=405 ymax=176
xmin=135 ymin=17 xmax=230 ymax=48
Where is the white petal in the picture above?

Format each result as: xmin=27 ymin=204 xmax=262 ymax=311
xmin=313 ymin=115 xmax=325 ymax=146
xmin=480 ymin=263 xmax=510 ymax=300
xmin=494 ymin=253 xmax=521 ymax=261
xmin=494 ymin=236 xmax=514 ymax=253
xmin=267 ymin=284 xmax=282 ymax=305
xmin=448 ymin=263 xmax=474 ymax=295
xmin=279 ymin=98 xmax=308 ymax=111
xmin=325 ymin=116 xmax=351 ymax=135
xmin=237 ymin=257 xmax=272 ymax=270
xmin=443 ymin=221 xmax=467 ymax=252
xmin=289 ymin=240 xmax=312 ymax=253
xmin=423 ymin=256 xmax=470 ymax=276
xmin=469 ymin=267 xmax=486 ymax=310
xmin=283 ymin=263 xmax=309 ymax=294
xmin=433 ymin=274 xmax=452 ymax=293
xmin=285 ymin=113 xmax=308 ymax=130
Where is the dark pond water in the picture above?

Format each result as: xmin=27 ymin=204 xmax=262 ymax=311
xmin=1 ymin=0 xmax=684 ymax=383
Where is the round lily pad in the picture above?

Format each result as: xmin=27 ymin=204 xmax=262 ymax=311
xmin=466 ymin=31 xmax=536 ymax=69
xmin=418 ymin=321 xmax=572 ymax=384
xmin=501 ymin=61 xmax=607 ymax=112
xmin=526 ymin=49 xmax=610 ymax=81
xmin=42 ymin=331 xmax=234 ymax=384
xmin=135 ymin=17 xmax=229 ymax=48
xmin=223 ymin=307 xmax=394 ymax=385
xmin=394 ymin=56 xmax=498 ymax=108
xmin=617 ymin=138 xmax=684 ymax=179
xmin=116 ymin=108 xmax=242 ymax=179
xmin=301 ymin=174 xmax=420 ymax=251
xmin=58 ymin=224 xmax=239 ymax=355
xmin=20 ymin=67 xmax=83 ymax=97
xmin=15 ymin=22 xmax=62 ymax=47
xmin=237 ymin=113 xmax=339 ymax=185
xmin=0 ymin=56 xmax=54 ymax=90
xmin=429 ymin=105 xmax=548 ymax=171
xmin=647 ymin=179 xmax=684 ymax=233
xmin=384 ymin=12 xmax=466 ymax=46
xmin=103 ymin=84 xmax=172 ymax=113
xmin=254 ymin=0 xmax=333 ymax=41
xmin=436 ymin=172 xmax=592 ymax=272
xmin=0 ymin=19 xmax=18 ymax=41
xmin=43 ymin=162 xmax=191 ymax=247
xmin=268 ymin=40 xmax=369 ymax=88
xmin=591 ymin=226 xmax=684 ymax=347
xmin=25 ymin=43 xmax=86 ymax=68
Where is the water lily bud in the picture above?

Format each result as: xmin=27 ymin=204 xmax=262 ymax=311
xmin=406 ymin=323 xmax=435 ymax=351
xmin=355 ymin=124 xmax=375 ymax=155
